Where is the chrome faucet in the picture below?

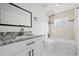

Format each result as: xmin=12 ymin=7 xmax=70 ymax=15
xmin=18 ymin=28 xmax=24 ymax=36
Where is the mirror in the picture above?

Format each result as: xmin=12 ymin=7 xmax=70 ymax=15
xmin=0 ymin=3 xmax=32 ymax=27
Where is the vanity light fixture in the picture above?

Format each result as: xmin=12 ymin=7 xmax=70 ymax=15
xmin=34 ymin=17 xmax=38 ymax=21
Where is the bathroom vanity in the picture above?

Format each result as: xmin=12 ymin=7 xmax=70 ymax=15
xmin=0 ymin=35 xmax=45 ymax=56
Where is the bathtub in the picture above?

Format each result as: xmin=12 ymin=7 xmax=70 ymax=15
xmin=42 ymin=37 xmax=77 ymax=56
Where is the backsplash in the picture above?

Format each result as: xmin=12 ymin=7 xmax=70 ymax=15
xmin=0 ymin=31 xmax=32 ymax=41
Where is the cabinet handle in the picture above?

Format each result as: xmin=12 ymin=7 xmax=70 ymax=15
xmin=29 ymin=51 xmax=31 ymax=56
xmin=32 ymin=49 xmax=34 ymax=56
xmin=27 ymin=42 xmax=35 ymax=45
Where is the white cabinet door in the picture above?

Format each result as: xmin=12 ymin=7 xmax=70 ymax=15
xmin=12 ymin=50 xmax=28 ymax=56
xmin=12 ymin=48 xmax=32 ymax=56
xmin=33 ymin=36 xmax=44 ymax=56
xmin=34 ymin=44 xmax=41 ymax=56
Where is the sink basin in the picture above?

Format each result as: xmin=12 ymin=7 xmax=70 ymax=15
xmin=14 ymin=35 xmax=34 ymax=42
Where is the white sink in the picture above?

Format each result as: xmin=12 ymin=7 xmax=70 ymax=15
xmin=15 ymin=35 xmax=34 ymax=41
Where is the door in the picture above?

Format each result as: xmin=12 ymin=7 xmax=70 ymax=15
xmin=12 ymin=47 xmax=33 ymax=56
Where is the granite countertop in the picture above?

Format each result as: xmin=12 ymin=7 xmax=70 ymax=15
xmin=0 ymin=34 xmax=44 ymax=46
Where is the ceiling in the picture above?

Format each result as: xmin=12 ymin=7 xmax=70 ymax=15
xmin=40 ymin=3 xmax=79 ymax=14
xmin=0 ymin=3 xmax=79 ymax=15
xmin=15 ymin=3 xmax=79 ymax=15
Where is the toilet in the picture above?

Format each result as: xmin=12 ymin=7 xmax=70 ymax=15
xmin=43 ymin=39 xmax=56 ymax=51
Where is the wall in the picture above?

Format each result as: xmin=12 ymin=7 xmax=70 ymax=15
xmin=49 ymin=9 xmax=74 ymax=40
xmin=75 ymin=8 xmax=79 ymax=55
xmin=0 ymin=3 xmax=49 ymax=36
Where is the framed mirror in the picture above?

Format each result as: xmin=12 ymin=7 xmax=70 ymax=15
xmin=0 ymin=3 xmax=32 ymax=27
